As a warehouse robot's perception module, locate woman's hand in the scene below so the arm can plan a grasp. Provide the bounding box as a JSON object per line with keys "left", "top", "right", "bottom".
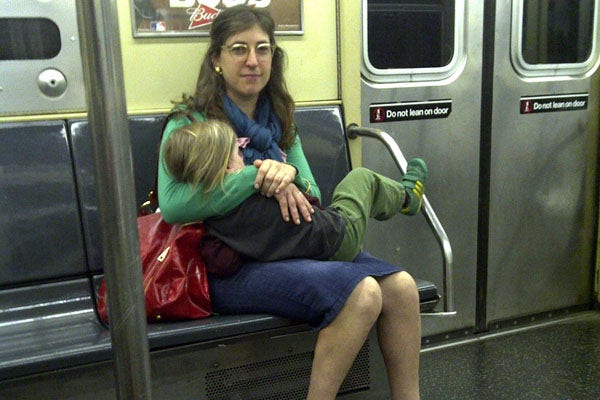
{"left": 253, "top": 159, "right": 297, "bottom": 197}
{"left": 273, "top": 183, "right": 315, "bottom": 225}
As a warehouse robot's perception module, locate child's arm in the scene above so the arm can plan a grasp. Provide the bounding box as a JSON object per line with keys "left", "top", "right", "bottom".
{"left": 158, "top": 117, "right": 258, "bottom": 224}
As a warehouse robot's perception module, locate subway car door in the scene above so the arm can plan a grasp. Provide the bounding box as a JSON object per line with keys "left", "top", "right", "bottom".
{"left": 357, "top": 0, "right": 482, "bottom": 336}
{"left": 486, "top": 1, "right": 599, "bottom": 326}
{"left": 353, "top": 0, "right": 599, "bottom": 339}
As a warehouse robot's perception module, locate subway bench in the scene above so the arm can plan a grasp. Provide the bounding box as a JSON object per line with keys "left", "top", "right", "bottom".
{"left": 0, "top": 106, "right": 439, "bottom": 398}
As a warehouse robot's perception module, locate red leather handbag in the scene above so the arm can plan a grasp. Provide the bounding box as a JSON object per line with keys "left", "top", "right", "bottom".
{"left": 98, "top": 212, "right": 212, "bottom": 323}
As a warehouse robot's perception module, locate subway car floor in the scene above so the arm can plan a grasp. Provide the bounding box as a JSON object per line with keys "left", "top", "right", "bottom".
{"left": 419, "top": 310, "right": 600, "bottom": 400}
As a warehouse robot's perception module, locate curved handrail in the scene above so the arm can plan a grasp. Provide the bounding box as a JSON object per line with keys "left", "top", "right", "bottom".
{"left": 347, "top": 124, "right": 456, "bottom": 315}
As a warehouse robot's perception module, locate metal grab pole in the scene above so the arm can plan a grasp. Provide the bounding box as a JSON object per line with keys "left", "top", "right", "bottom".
{"left": 75, "top": 1, "right": 152, "bottom": 398}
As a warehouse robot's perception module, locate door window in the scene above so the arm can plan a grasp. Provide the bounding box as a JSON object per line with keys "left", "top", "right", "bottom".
{"left": 0, "top": 18, "right": 61, "bottom": 61}
{"left": 513, "top": 0, "right": 598, "bottom": 76}
{"left": 362, "top": 0, "right": 463, "bottom": 83}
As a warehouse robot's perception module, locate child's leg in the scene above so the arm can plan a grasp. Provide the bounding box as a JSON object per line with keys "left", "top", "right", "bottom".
{"left": 331, "top": 160, "right": 427, "bottom": 261}
{"left": 330, "top": 167, "right": 404, "bottom": 261}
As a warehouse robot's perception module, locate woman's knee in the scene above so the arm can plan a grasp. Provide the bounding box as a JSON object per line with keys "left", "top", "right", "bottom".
{"left": 348, "top": 276, "right": 383, "bottom": 323}
{"left": 380, "top": 271, "right": 420, "bottom": 309}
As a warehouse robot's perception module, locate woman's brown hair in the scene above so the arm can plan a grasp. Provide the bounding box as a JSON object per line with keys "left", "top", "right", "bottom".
{"left": 178, "top": 5, "right": 296, "bottom": 150}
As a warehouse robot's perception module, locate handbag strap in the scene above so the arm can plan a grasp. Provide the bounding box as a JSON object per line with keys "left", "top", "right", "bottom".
{"left": 139, "top": 110, "right": 198, "bottom": 215}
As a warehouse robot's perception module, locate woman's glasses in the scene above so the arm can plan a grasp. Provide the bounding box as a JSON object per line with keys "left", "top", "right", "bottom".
{"left": 222, "top": 42, "right": 275, "bottom": 61}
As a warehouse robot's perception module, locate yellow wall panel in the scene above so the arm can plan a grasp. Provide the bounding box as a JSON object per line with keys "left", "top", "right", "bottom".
{"left": 117, "top": 2, "right": 339, "bottom": 113}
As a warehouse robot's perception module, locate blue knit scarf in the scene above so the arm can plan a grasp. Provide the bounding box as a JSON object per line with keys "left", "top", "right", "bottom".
{"left": 222, "top": 93, "right": 284, "bottom": 164}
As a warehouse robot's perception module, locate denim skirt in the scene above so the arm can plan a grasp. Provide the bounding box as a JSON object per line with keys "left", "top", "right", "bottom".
{"left": 208, "top": 252, "right": 403, "bottom": 329}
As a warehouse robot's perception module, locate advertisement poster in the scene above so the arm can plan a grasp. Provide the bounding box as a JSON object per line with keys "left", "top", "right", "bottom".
{"left": 131, "top": 0, "right": 303, "bottom": 37}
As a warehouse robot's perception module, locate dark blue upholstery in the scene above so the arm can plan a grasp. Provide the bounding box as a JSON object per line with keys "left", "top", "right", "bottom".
{"left": 0, "top": 106, "right": 438, "bottom": 381}
{"left": 69, "top": 116, "right": 167, "bottom": 273}
{"left": 0, "top": 121, "right": 87, "bottom": 285}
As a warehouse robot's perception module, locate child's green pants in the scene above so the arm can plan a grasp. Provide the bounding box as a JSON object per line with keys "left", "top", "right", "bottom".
{"left": 330, "top": 167, "right": 406, "bottom": 261}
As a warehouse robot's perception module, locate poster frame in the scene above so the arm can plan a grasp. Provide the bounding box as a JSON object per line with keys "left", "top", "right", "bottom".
{"left": 130, "top": 1, "right": 304, "bottom": 38}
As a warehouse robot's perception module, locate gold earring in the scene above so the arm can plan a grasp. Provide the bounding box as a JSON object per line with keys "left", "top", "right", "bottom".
{"left": 215, "top": 66, "right": 223, "bottom": 76}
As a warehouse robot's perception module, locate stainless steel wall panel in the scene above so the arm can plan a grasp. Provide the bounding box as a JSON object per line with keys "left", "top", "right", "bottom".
{"left": 0, "top": 0, "right": 86, "bottom": 115}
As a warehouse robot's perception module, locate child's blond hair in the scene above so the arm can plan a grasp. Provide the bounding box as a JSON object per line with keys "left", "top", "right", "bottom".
{"left": 163, "top": 120, "right": 238, "bottom": 193}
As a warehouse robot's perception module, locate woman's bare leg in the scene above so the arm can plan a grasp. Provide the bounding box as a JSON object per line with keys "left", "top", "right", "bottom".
{"left": 307, "top": 277, "right": 382, "bottom": 400}
{"left": 376, "top": 271, "right": 421, "bottom": 400}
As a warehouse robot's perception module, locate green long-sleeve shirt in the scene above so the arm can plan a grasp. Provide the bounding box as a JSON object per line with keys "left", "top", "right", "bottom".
{"left": 158, "top": 110, "right": 321, "bottom": 224}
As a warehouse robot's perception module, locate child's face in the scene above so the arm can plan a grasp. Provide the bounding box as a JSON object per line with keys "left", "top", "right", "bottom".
{"left": 226, "top": 144, "right": 245, "bottom": 172}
